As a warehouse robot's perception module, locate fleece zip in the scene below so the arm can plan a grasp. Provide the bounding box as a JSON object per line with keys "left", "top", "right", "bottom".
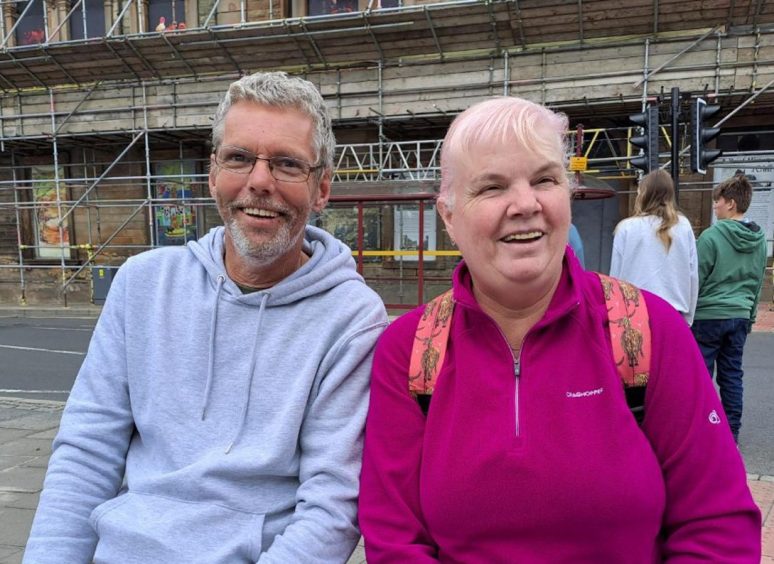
{"left": 360, "top": 252, "right": 760, "bottom": 563}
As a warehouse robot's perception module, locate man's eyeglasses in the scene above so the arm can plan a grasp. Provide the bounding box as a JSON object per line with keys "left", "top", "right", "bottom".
{"left": 214, "top": 145, "right": 321, "bottom": 183}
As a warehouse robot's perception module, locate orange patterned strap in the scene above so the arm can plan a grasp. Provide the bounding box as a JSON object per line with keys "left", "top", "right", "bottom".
{"left": 407, "top": 276, "right": 649, "bottom": 402}
{"left": 408, "top": 289, "right": 455, "bottom": 396}
{"left": 596, "top": 273, "right": 651, "bottom": 388}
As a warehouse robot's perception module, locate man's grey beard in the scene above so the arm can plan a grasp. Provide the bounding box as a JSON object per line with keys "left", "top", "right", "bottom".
{"left": 225, "top": 213, "right": 307, "bottom": 266}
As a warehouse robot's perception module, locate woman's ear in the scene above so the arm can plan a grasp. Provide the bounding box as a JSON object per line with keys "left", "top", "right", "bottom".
{"left": 437, "top": 199, "right": 455, "bottom": 243}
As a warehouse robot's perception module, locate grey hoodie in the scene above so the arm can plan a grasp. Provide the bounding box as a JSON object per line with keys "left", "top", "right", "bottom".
{"left": 24, "top": 225, "right": 388, "bottom": 564}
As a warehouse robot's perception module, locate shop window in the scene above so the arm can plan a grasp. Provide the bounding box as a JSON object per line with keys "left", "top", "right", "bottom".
{"left": 394, "top": 204, "right": 436, "bottom": 262}
{"left": 69, "top": 0, "right": 106, "bottom": 39}
{"left": 30, "top": 165, "right": 72, "bottom": 259}
{"left": 308, "top": 0, "right": 358, "bottom": 16}
{"left": 149, "top": 0, "right": 186, "bottom": 31}
{"left": 154, "top": 160, "right": 199, "bottom": 245}
{"left": 15, "top": 0, "right": 46, "bottom": 45}
{"left": 316, "top": 204, "right": 382, "bottom": 261}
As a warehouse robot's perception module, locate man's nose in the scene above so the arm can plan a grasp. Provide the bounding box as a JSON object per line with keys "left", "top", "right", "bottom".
{"left": 247, "top": 158, "right": 276, "bottom": 192}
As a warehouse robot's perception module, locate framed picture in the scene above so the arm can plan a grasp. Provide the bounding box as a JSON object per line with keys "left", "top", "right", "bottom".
{"left": 31, "top": 165, "right": 70, "bottom": 259}
{"left": 154, "top": 160, "right": 198, "bottom": 246}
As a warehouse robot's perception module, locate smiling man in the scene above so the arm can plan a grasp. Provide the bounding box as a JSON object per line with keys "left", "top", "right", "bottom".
{"left": 24, "top": 72, "right": 388, "bottom": 564}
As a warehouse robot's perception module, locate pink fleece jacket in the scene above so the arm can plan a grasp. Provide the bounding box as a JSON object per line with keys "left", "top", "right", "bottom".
{"left": 359, "top": 252, "right": 761, "bottom": 563}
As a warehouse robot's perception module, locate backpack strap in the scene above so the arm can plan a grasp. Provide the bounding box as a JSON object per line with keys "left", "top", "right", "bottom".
{"left": 596, "top": 273, "right": 651, "bottom": 423}
{"left": 408, "top": 289, "right": 455, "bottom": 400}
{"left": 408, "top": 277, "right": 651, "bottom": 423}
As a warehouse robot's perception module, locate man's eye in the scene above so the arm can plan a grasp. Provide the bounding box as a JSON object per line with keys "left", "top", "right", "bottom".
{"left": 536, "top": 177, "right": 558, "bottom": 186}
{"left": 275, "top": 157, "right": 304, "bottom": 170}
{"left": 224, "top": 151, "right": 249, "bottom": 163}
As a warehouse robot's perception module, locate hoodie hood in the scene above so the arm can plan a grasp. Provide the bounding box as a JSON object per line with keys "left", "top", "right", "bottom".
{"left": 184, "top": 224, "right": 366, "bottom": 451}
{"left": 186, "top": 225, "right": 364, "bottom": 305}
{"left": 714, "top": 219, "right": 766, "bottom": 254}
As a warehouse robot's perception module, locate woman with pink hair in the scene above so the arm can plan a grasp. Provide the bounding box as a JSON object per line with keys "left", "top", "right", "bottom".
{"left": 358, "top": 96, "right": 760, "bottom": 562}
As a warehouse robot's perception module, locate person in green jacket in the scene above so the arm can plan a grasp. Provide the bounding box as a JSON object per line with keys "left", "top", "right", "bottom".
{"left": 691, "top": 174, "right": 768, "bottom": 443}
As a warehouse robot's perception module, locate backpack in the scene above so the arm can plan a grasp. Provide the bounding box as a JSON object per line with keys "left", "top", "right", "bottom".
{"left": 408, "top": 273, "right": 652, "bottom": 423}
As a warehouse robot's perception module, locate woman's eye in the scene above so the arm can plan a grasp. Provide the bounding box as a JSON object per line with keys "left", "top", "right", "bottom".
{"left": 479, "top": 185, "right": 500, "bottom": 194}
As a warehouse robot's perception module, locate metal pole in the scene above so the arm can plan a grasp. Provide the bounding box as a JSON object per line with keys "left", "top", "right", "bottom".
{"left": 671, "top": 86, "right": 680, "bottom": 201}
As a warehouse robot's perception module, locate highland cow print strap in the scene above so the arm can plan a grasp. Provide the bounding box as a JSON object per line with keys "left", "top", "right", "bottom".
{"left": 596, "top": 273, "right": 651, "bottom": 388}
{"left": 408, "top": 289, "right": 455, "bottom": 396}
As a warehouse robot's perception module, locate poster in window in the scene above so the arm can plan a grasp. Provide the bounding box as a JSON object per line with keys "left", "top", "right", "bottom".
{"left": 394, "top": 204, "right": 436, "bottom": 262}
{"left": 155, "top": 161, "right": 198, "bottom": 246}
{"left": 32, "top": 166, "right": 71, "bottom": 259}
{"left": 318, "top": 206, "right": 381, "bottom": 257}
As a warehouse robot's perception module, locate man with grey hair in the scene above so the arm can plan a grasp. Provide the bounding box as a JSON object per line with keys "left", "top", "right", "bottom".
{"left": 24, "top": 71, "right": 388, "bottom": 563}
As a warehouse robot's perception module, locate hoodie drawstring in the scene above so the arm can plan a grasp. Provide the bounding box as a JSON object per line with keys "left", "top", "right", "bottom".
{"left": 225, "top": 292, "right": 269, "bottom": 454}
{"left": 200, "top": 275, "right": 225, "bottom": 420}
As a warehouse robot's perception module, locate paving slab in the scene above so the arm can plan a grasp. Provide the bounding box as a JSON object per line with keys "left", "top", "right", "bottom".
{"left": 0, "top": 491, "right": 40, "bottom": 510}
{"left": 0, "top": 545, "right": 23, "bottom": 564}
{"left": 0, "top": 456, "right": 35, "bottom": 473}
{"left": 0, "top": 439, "right": 52, "bottom": 458}
{"left": 0, "top": 507, "right": 35, "bottom": 546}
{"left": 0, "top": 467, "right": 46, "bottom": 493}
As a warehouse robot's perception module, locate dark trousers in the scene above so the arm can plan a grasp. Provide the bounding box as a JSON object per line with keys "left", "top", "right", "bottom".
{"left": 691, "top": 318, "right": 749, "bottom": 441}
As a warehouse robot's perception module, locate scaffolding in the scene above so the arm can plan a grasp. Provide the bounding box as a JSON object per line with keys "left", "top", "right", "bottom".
{"left": 1, "top": 0, "right": 774, "bottom": 305}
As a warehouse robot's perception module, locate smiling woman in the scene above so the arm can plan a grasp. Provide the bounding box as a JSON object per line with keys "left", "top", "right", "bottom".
{"left": 359, "top": 96, "right": 762, "bottom": 563}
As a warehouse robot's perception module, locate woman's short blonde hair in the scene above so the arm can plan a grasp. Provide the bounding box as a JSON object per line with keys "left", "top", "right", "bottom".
{"left": 438, "top": 97, "right": 570, "bottom": 208}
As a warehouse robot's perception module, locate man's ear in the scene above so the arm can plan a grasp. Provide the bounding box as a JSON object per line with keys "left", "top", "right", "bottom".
{"left": 312, "top": 170, "right": 331, "bottom": 213}
{"left": 437, "top": 198, "right": 455, "bottom": 242}
{"left": 208, "top": 155, "right": 218, "bottom": 199}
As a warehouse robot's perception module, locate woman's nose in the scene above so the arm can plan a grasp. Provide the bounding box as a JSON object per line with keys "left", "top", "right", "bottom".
{"left": 506, "top": 183, "right": 541, "bottom": 215}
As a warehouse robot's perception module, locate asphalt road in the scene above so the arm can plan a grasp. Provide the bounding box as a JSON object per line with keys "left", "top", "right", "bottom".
{"left": 0, "top": 316, "right": 772, "bottom": 474}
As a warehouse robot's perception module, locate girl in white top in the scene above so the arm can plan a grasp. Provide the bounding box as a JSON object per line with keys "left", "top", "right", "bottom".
{"left": 611, "top": 169, "right": 698, "bottom": 324}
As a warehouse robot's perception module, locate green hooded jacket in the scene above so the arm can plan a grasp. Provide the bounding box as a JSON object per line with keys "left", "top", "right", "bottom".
{"left": 694, "top": 219, "right": 768, "bottom": 322}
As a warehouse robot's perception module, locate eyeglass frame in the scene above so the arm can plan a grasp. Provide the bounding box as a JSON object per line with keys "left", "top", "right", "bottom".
{"left": 212, "top": 144, "right": 324, "bottom": 183}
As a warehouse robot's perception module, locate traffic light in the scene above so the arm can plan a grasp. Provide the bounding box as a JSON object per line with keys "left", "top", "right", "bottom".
{"left": 629, "top": 105, "right": 660, "bottom": 173}
{"left": 690, "top": 98, "right": 721, "bottom": 174}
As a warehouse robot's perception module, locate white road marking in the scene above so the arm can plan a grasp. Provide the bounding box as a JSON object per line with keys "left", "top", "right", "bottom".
{"left": 22, "top": 326, "right": 93, "bottom": 332}
{"left": 0, "top": 389, "right": 69, "bottom": 395}
{"left": 0, "top": 344, "right": 85, "bottom": 356}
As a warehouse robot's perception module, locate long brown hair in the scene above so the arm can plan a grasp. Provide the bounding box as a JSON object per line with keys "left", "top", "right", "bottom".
{"left": 634, "top": 169, "right": 680, "bottom": 252}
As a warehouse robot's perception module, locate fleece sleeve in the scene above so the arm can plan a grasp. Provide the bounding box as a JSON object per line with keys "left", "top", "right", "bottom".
{"left": 257, "top": 314, "right": 387, "bottom": 564}
{"left": 358, "top": 311, "right": 441, "bottom": 563}
{"left": 23, "top": 267, "right": 135, "bottom": 564}
{"left": 640, "top": 295, "right": 761, "bottom": 562}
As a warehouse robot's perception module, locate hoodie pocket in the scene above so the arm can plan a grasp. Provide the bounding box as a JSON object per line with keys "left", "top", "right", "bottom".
{"left": 89, "top": 491, "right": 265, "bottom": 563}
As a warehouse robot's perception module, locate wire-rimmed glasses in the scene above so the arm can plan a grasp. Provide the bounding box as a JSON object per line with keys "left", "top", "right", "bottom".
{"left": 214, "top": 145, "right": 321, "bottom": 183}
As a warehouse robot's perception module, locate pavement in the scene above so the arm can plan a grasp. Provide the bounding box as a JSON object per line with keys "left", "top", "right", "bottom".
{"left": 0, "top": 303, "right": 772, "bottom": 562}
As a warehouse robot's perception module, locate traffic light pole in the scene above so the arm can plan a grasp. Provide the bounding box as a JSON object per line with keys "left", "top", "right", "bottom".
{"left": 671, "top": 87, "right": 680, "bottom": 201}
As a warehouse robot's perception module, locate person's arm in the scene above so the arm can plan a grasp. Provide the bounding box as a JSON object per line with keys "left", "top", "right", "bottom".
{"left": 641, "top": 296, "right": 761, "bottom": 562}
{"left": 695, "top": 231, "right": 714, "bottom": 291}
{"left": 609, "top": 224, "right": 624, "bottom": 278}
{"left": 23, "top": 267, "right": 135, "bottom": 563}
{"left": 257, "top": 313, "right": 387, "bottom": 564}
{"left": 359, "top": 312, "right": 440, "bottom": 563}
{"left": 687, "top": 232, "right": 699, "bottom": 325}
